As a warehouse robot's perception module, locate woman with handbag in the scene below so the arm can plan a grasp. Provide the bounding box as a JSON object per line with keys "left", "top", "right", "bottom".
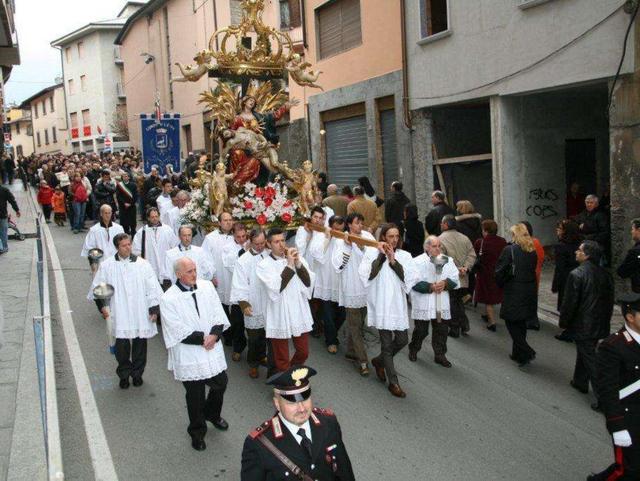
{"left": 495, "top": 223, "right": 538, "bottom": 366}
{"left": 473, "top": 220, "right": 507, "bottom": 331}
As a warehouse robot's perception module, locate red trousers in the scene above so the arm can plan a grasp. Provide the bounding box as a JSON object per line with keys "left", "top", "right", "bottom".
{"left": 270, "top": 334, "right": 309, "bottom": 372}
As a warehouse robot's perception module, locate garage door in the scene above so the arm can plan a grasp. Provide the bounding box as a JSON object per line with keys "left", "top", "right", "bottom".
{"left": 380, "top": 109, "right": 398, "bottom": 197}
{"left": 324, "top": 115, "right": 368, "bottom": 188}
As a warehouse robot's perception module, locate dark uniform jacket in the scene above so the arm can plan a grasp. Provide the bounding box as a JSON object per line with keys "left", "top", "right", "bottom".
{"left": 558, "top": 261, "right": 614, "bottom": 340}
{"left": 241, "top": 408, "right": 355, "bottom": 481}
{"left": 617, "top": 241, "right": 640, "bottom": 293}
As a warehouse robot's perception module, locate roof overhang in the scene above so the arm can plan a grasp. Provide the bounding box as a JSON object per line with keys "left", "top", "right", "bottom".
{"left": 51, "top": 22, "right": 125, "bottom": 48}
{"left": 114, "top": 0, "right": 166, "bottom": 46}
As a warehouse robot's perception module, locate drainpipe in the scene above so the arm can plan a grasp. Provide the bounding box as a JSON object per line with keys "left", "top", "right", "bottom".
{"left": 301, "top": 0, "right": 308, "bottom": 49}
{"left": 53, "top": 45, "right": 71, "bottom": 151}
{"left": 400, "top": 0, "right": 412, "bottom": 130}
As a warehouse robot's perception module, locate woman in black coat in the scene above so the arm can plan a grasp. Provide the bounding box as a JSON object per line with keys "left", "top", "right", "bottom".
{"left": 495, "top": 223, "right": 539, "bottom": 366}
{"left": 552, "top": 219, "right": 582, "bottom": 342}
{"left": 401, "top": 204, "right": 425, "bottom": 257}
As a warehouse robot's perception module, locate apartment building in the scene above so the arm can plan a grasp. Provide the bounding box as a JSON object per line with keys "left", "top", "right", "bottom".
{"left": 0, "top": 0, "right": 20, "bottom": 114}
{"left": 403, "top": 0, "right": 640, "bottom": 271}
{"left": 50, "top": 2, "right": 144, "bottom": 153}
{"left": 22, "top": 83, "right": 69, "bottom": 155}
{"left": 4, "top": 107, "right": 34, "bottom": 157}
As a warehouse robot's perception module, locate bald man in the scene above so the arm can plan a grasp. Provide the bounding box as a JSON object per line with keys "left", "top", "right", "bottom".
{"left": 81, "top": 204, "right": 125, "bottom": 261}
{"left": 322, "top": 184, "right": 348, "bottom": 218}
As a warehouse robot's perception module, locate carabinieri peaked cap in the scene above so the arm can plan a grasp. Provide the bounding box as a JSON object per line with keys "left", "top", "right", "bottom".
{"left": 267, "top": 366, "right": 317, "bottom": 402}
{"left": 617, "top": 292, "right": 640, "bottom": 312}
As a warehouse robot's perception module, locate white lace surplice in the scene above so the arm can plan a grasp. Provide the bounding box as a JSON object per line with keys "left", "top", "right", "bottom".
{"left": 80, "top": 222, "right": 125, "bottom": 258}
{"left": 87, "top": 256, "right": 161, "bottom": 339}
{"left": 331, "top": 231, "right": 375, "bottom": 309}
{"left": 359, "top": 248, "right": 416, "bottom": 331}
{"left": 202, "top": 230, "right": 234, "bottom": 304}
{"left": 409, "top": 253, "right": 459, "bottom": 321}
{"left": 229, "top": 250, "right": 270, "bottom": 329}
{"left": 308, "top": 235, "right": 340, "bottom": 302}
{"left": 132, "top": 224, "right": 178, "bottom": 281}
{"left": 160, "top": 280, "right": 229, "bottom": 381}
{"left": 163, "top": 245, "right": 215, "bottom": 283}
{"left": 256, "top": 256, "right": 315, "bottom": 339}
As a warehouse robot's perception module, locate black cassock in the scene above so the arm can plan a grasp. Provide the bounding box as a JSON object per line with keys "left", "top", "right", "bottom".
{"left": 241, "top": 408, "right": 355, "bottom": 481}
{"left": 590, "top": 328, "right": 640, "bottom": 480}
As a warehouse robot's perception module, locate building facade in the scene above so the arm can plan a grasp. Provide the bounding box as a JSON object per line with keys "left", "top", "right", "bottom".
{"left": 4, "top": 107, "right": 34, "bottom": 158}
{"left": 50, "top": 2, "right": 144, "bottom": 153}
{"left": 22, "top": 83, "right": 70, "bottom": 155}
{"left": 404, "top": 0, "right": 638, "bottom": 259}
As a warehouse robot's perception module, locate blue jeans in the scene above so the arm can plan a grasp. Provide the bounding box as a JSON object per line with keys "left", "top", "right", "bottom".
{"left": 72, "top": 202, "right": 86, "bottom": 231}
{"left": 0, "top": 217, "right": 8, "bottom": 252}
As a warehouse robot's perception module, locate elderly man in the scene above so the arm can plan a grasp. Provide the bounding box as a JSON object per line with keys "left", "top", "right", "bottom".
{"left": 347, "top": 186, "right": 380, "bottom": 234}
{"left": 161, "top": 189, "right": 190, "bottom": 235}
{"left": 257, "top": 228, "right": 315, "bottom": 373}
{"left": 424, "top": 190, "right": 454, "bottom": 236}
{"left": 88, "top": 233, "right": 162, "bottom": 388}
{"left": 81, "top": 204, "right": 124, "bottom": 262}
{"left": 408, "top": 236, "right": 460, "bottom": 367}
{"left": 560, "top": 240, "right": 614, "bottom": 399}
{"left": 164, "top": 225, "right": 215, "bottom": 286}
{"left": 241, "top": 366, "right": 355, "bottom": 481}
{"left": 230, "top": 228, "right": 270, "bottom": 378}
{"left": 575, "top": 194, "right": 610, "bottom": 252}
{"left": 132, "top": 207, "right": 178, "bottom": 285}
{"left": 322, "top": 183, "right": 348, "bottom": 217}
{"left": 160, "top": 257, "right": 230, "bottom": 451}
{"left": 438, "top": 215, "right": 476, "bottom": 337}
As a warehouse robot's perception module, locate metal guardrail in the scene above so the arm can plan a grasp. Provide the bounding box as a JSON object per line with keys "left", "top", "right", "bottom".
{"left": 28, "top": 189, "right": 64, "bottom": 481}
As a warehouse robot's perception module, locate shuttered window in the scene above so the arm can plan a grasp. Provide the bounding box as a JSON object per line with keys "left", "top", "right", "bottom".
{"left": 325, "top": 115, "right": 369, "bottom": 188}
{"left": 317, "top": 0, "right": 362, "bottom": 60}
{"left": 380, "top": 109, "right": 398, "bottom": 197}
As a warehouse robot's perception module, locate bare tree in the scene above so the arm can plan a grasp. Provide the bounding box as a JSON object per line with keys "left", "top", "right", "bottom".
{"left": 110, "top": 108, "right": 129, "bottom": 141}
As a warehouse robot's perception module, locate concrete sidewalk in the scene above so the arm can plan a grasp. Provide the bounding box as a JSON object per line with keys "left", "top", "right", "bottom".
{"left": 0, "top": 183, "right": 46, "bottom": 481}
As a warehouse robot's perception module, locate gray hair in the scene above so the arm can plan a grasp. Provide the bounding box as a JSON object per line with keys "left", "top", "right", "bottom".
{"left": 173, "top": 256, "right": 195, "bottom": 275}
{"left": 432, "top": 190, "right": 446, "bottom": 202}
{"left": 99, "top": 204, "right": 113, "bottom": 214}
{"left": 178, "top": 224, "right": 195, "bottom": 236}
{"left": 424, "top": 235, "right": 439, "bottom": 249}
{"left": 176, "top": 190, "right": 191, "bottom": 200}
{"left": 585, "top": 194, "right": 599, "bottom": 203}
{"left": 441, "top": 214, "right": 456, "bottom": 230}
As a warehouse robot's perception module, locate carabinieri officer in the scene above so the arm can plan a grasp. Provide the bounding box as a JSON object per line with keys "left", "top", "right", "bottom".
{"left": 588, "top": 293, "right": 640, "bottom": 480}
{"left": 241, "top": 366, "right": 355, "bottom": 480}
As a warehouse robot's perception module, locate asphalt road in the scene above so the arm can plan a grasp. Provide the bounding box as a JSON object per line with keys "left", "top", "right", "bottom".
{"left": 47, "top": 220, "right": 613, "bottom": 481}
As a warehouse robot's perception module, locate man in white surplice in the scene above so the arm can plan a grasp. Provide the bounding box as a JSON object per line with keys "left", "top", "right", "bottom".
{"left": 132, "top": 207, "right": 178, "bottom": 287}
{"left": 294, "top": 206, "right": 326, "bottom": 268}
{"left": 257, "top": 228, "right": 315, "bottom": 373}
{"left": 81, "top": 204, "right": 124, "bottom": 262}
{"left": 155, "top": 179, "right": 174, "bottom": 218}
{"left": 160, "top": 257, "right": 230, "bottom": 451}
{"left": 88, "top": 233, "right": 162, "bottom": 389}
{"left": 202, "top": 212, "right": 234, "bottom": 313}
{"left": 229, "top": 228, "right": 269, "bottom": 379}
{"left": 359, "top": 223, "right": 416, "bottom": 399}
{"left": 163, "top": 225, "right": 215, "bottom": 285}
{"left": 161, "top": 189, "right": 190, "bottom": 235}
{"left": 408, "top": 235, "right": 459, "bottom": 368}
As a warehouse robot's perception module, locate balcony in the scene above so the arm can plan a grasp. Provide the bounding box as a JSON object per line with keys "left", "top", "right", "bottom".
{"left": 116, "top": 82, "right": 126, "bottom": 99}
{"left": 114, "top": 46, "right": 123, "bottom": 65}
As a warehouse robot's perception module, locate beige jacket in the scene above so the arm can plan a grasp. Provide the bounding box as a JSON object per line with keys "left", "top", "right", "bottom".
{"left": 347, "top": 196, "right": 381, "bottom": 233}
{"left": 438, "top": 229, "right": 477, "bottom": 288}
{"left": 322, "top": 194, "right": 349, "bottom": 217}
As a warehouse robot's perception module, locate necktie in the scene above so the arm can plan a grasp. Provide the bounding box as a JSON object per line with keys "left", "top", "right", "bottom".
{"left": 297, "top": 428, "right": 312, "bottom": 458}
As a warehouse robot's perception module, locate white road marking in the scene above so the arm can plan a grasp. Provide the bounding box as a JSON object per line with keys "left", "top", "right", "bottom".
{"left": 42, "top": 220, "right": 119, "bottom": 481}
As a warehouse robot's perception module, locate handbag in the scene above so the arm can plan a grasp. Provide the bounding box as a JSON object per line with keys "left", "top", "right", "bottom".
{"left": 470, "top": 239, "right": 484, "bottom": 277}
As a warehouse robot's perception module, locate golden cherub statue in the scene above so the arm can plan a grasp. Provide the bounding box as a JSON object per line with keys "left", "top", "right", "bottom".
{"left": 173, "top": 50, "right": 214, "bottom": 83}
{"left": 211, "top": 162, "right": 235, "bottom": 219}
{"left": 290, "top": 160, "right": 319, "bottom": 216}
{"left": 286, "top": 54, "right": 323, "bottom": 90}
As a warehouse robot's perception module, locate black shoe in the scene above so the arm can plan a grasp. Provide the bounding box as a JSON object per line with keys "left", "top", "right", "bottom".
{"left": 555, "top": 331, "right": 574, "bottom": 343}
{"left": 408, "top": 350, "right": 417, "bottom": 362}
{"left": 569, "top": 380, "right": 588, "bottom": 394}
{"left": 191, "top": 438, "right": 206, "bottom": 451}
{"left": 481, "top": 315, "right": 489, "bottom": 323}
{"left": 487, "top": 324, "right": 497, "bottom": 332}
{"left": 448, "top": 329, "right": 460, "bottom": 338}
{"left": 211, "top": 417, "right": 229, "bottom": 431}
{"left": 132, "top": 377, "right": 143, "bottom": 387}
{"left": 119, "top": 378, "right": 130, "bottom": 389}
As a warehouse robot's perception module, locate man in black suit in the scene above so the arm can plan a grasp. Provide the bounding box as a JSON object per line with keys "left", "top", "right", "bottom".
{"left": 424, "top": 190, "right": 454, "bottom": 236}
{"left": 588, "top": 293, "right": 640, "bottom": 480}
{"left": 241, "top": 366, "right": 355, "bottom": 481}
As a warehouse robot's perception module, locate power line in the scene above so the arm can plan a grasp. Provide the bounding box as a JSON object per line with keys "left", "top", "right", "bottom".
{"left": 607, "top": 0, "right": 639, "bottom": 115}
{"left": 406, "top": 4, "right": 625, "bottom": 101}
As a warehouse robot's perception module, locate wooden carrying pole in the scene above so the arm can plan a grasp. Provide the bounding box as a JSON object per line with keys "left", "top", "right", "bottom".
{"left": 304, "top": 222, "right": 380, "bottom": 248}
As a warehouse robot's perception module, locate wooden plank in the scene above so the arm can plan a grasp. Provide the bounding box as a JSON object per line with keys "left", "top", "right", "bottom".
{"left": 434, "top": 153, "right": 492, "bottom": 165}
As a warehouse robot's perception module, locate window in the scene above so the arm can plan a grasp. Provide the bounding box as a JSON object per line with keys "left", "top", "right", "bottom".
{"left": 50, "top": 96, "right": 54, "bottom": 112}
{"left": 230, "top": 0, "right": 243, "bottom": 24}
{"left": 70, "top": 112, "right": 78, "bottom": 128}
{"left": 317, "top": 0, "right": 362, "bottom": 60}
{"left": 44, "top": 129, "right": 49, "bottom": 145}
{"left": 81, "top": 109, "right": 91, "bottom": 126}
{"left": 420, "top": 0, "right": 449, "bottom": 39}
{"left": 33, "top": 106, "right": 38, "bottom": 119}
{"left": 65, "top": 47, "right": 71, "bottom": 63}
{"left": 42, "top": 100, "right": 46, "bottom": 116}
{"left": 68, "top": 79, "right": 75, "bottom": 95}
{"left": 77, "top": 41, "right": 85, "bottom": 59}
{"left": 80, "top": 75, "right": 87, "bottom": 91}
{"left": 36, "top": 131, "right": 41, "bottom": 147}
{"left": 52, "top": 126, "right": 57, "bottom": 143}
{"left": 280, "top": 0, "right": 301, "bottom": 29}
{"left": 15, "top": 122, "right": 20, "bottom": 135}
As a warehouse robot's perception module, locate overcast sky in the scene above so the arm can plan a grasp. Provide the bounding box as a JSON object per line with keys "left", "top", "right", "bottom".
{"left": 5, "top": 0, "right": 127, "bottom": 105}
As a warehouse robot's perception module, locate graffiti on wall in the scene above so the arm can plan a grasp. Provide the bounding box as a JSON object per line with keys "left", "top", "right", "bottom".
{"left": 526, "top": 188, "right": 559, "bottom": 220}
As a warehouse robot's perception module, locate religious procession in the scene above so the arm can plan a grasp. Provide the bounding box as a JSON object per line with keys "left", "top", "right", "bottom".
{"left": 1, "top": 0, "right": 640, "bottom": 480}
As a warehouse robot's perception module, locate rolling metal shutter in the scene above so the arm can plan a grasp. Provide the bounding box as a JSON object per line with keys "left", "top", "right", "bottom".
{"left": 317, "top": 0, "right": 362, "bottom": 59}
{"left": 325, "top": 115, "right": 368, "bottom": 188}
{"left": 380, "top": 109, "right": 398, "bottom": 197}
